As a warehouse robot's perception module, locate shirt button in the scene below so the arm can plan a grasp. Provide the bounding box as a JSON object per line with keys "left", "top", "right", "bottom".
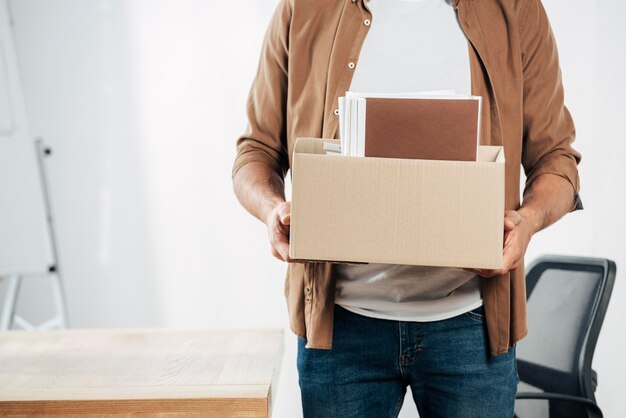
{"left": 333, "top": 108, "right": 340, "bottom": 116}
{"left": 348, "top": 62, "right": 355, "bottom": 69}
{"left": 363, "top": 19, "right": 371, "bottom": 26}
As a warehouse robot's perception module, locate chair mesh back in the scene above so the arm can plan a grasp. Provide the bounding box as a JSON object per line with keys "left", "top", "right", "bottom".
{"left": 515, "top": 263, "right": 605, "bottom": 418}
{"left": 519, "top": 268, "right": 602, "bottom": 376}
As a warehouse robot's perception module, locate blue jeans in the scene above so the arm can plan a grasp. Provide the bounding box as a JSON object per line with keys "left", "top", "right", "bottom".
{"left": 297, "top": 303, "right": 519, "bottom": 418}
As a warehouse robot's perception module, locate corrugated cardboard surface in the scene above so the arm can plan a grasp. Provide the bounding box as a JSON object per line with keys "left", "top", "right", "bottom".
{"left": 289, "top": 138, "right": 505, "bottom": 269}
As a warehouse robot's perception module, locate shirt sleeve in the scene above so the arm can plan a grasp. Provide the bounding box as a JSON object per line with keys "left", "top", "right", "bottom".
{"left": 519, "top": 0, "right": 583, "bottom": 211}
{"left": 231, "top": 0, "right": 291, "bottom": 180}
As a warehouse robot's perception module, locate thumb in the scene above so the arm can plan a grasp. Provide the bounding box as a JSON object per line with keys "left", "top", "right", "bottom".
{"left": 504, "top": 210, "right": 521, "bottom": 232}
{"left": 280, "top": 206, "right": 291, "bottom": 225}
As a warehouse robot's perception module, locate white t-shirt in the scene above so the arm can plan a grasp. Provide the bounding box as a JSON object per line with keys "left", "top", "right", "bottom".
{"left": 334, "top": 0, "right": 483, "bottom": 322}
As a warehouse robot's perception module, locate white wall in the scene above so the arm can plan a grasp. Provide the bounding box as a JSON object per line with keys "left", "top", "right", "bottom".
{"left": 3, "top": 0, "right": 625, "bottom": 417}
{"left": 6, "top": 0, "right": 161, "bottom": 328}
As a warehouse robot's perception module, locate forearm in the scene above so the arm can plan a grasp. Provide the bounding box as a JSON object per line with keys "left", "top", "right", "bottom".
{"left": 518, "top": 173, "right": 577, "bottom": 234}
{"left": 232, "top": 161, "right": 286, "bottom": 225}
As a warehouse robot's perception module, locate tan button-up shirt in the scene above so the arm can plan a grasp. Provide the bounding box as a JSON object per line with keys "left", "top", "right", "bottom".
{"left": 232, "top": 0, "right": 582, "bottom": 356}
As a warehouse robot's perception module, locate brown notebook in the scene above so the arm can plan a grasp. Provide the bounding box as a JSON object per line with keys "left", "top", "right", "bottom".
{"left": 363, "top": 97, "right": 480, "bottom": 161}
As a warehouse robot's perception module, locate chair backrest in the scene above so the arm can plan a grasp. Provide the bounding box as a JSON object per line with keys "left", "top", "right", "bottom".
{"left": 516, "top": 255, "right": 616, "bottom": 418}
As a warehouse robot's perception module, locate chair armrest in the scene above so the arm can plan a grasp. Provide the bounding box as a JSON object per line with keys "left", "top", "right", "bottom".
{"left": 516, "top": 392, "right": 603, "bottom": 418}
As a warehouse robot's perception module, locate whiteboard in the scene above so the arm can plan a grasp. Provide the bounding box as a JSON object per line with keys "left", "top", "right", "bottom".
{"left": 0, "top": 0, "right": 54, "bottom": 276}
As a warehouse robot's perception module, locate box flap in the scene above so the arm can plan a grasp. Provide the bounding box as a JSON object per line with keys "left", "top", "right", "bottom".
{"left": 476, "top": 145, "right": 505, "bottom": 163}
{"left": 296, "top": 137, "right": 504, "bottom": 163}
{"left": 294, "top": 137, "right": 340, "bottom": 155}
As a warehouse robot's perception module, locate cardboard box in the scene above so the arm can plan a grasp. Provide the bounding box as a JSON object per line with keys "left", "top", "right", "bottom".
{"left": 289, "top": 137, "right": 505, "bottom": 269}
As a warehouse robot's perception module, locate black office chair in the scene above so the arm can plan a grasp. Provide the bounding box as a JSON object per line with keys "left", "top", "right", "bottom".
{"left": 514, "top": 255, "right": 616, "bottom": 418}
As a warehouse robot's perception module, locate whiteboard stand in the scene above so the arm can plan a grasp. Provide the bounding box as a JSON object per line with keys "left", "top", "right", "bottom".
{"left": 0, "top": 275, "right": 19, "bottom": 330}
{"left": 0, "top": 272, "right": 67, "bottom": 331}
{"left": 0, "top": 140, "right": 69, "bottom": 331}
{"left": 1, "top": 0, "right": 69, "bottom": 331}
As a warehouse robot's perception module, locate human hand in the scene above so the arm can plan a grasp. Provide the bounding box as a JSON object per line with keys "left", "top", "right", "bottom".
{"left": 464, "top": 210, "right": 535, "bottom": 278}
{"left": 265, "top": 201, "right": 292, "bottom": 262}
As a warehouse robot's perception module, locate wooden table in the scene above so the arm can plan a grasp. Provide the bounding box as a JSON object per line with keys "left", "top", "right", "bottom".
{"left": 0, "top": 328, "right": 283, "bottom": 417}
